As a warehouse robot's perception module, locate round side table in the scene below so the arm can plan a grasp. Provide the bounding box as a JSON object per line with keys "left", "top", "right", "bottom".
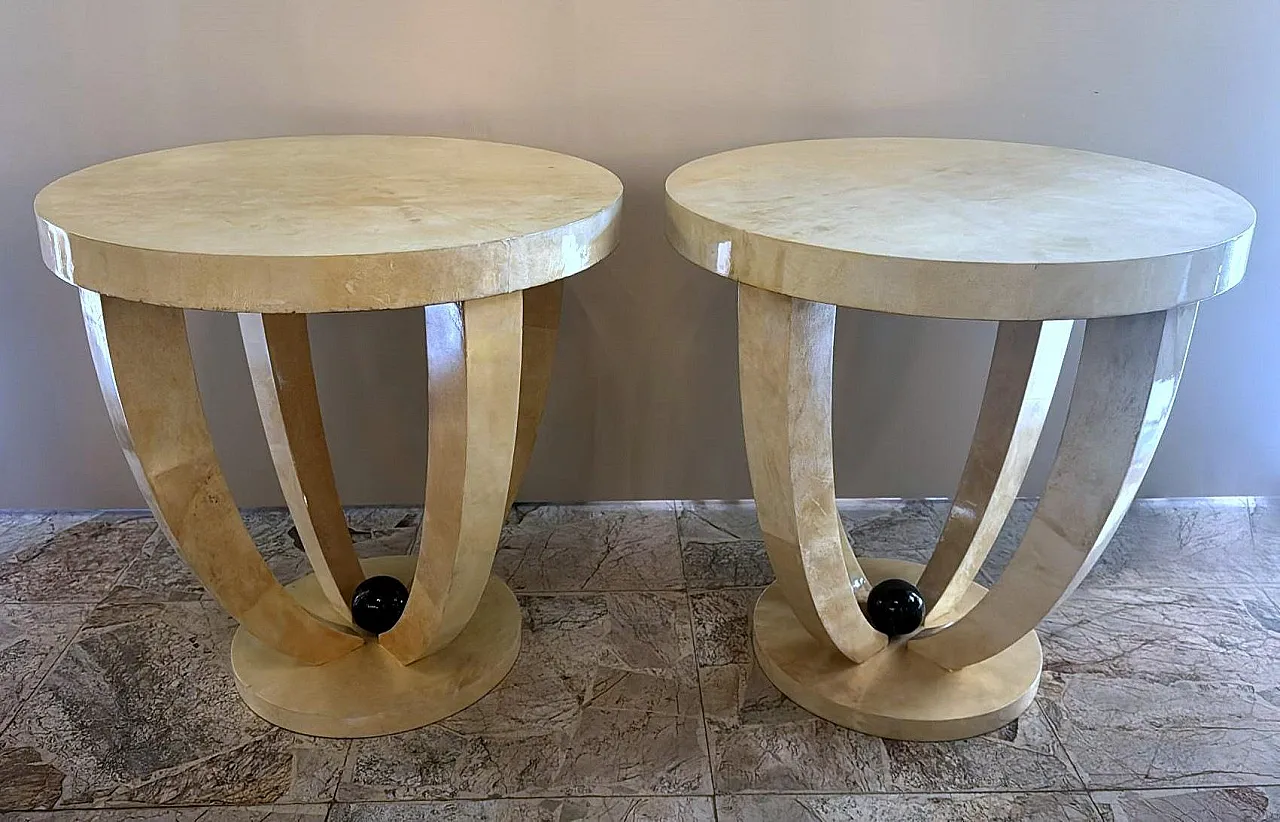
{"left": 36, "top": 135, "right": 622, "bottom": 737}
{"left": 665, "top": 137, "right": 1255, "bottom": 741}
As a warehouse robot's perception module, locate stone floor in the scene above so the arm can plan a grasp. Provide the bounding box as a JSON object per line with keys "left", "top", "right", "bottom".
{"left": 0, "top": 498, "right": 1276, "bottom": 820}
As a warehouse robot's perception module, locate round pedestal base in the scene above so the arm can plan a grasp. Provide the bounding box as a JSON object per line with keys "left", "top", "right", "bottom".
{"left": 752, "top": 558, "right": 1041, "bottom": 741}
{"left": 231, "top": 555, "right": 520, "bottom": 738}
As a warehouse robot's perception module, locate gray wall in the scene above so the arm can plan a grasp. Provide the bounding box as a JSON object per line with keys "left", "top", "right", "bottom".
{"left": 1, "top": 1, "right": 1277, "bottom": 508}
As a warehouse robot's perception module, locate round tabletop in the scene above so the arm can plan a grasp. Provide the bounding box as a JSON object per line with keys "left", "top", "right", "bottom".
{"left": 35, "top": 136, "right": 623, "bottom": 313}
{"left": 666, "top": 138, "right": 1255, "bottom": 320}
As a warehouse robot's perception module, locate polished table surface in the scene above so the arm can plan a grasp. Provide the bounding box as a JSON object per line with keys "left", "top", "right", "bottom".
{"left": 666, "top": 137, "right": 1255, "bottom": 319}
{"left": 36, "top": 135, "right": 623, "bottom": 312}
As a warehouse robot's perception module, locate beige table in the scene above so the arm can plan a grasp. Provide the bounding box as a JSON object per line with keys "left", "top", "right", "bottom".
{"left": 666, "top": 137, "right": 1255, "bottom": 740}
{"left": 35, "top": 135, "right": 622, "bottom": 737}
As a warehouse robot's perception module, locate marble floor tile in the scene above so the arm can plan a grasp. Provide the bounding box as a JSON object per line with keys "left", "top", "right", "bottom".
{"left": 832, "top": 498, "right": 1260, "bottom": 591}
{"left": 1091, "top": 786, "right": 1280, "bottom": 821}
{"left": 331, "top": 796, "right": 714, "bottom": 821}
{"left": 1085, "top": 498, "right": 1257, "bottom": 587}
{"left": 240, "top": 508, "right": 419, "bottom": 587}
{"left": 1039, "top": 586, "right": 1280, "bottom": 790}
{"left": 677, "top": 498, "right": 954, "bottom": 584}
{"left": 106, "top": 508, "right": 419, "bottom": 605}
{"left": 841, "top": 497, "right": 1037, "bottom": 588}
{"left": 493, "top": 503, "right": 683, "bottom": 592}
{"left": 1041, "top": 585, "right": 1280, "bottom": 684}
{"left": 690, "top": 587, "right": 1083, "bottom": 794}
{"left": 0, "top": 601, "right": 347, "bottom": 809}
{"left": 676, "top": 501, "right": 774, "bottom": 590}
{"left": 1249, "top": 497, "right": 1280, "bottom": 583}
{"left": 716, "top": 792, "right": 1102, "bottom": 821}
{"left": 0, "top": 603, "right": 91, "bottom": 735}
{"left": 2, "top": 498, "right": 1272, "bottom": 818}
{"left": 340, "top": 591, "right": 710, "bottom": 800}
{"left": 689, "top": 588, "right": 759, "bottom": 667}
{"left": 0, "top": 513, "right": 95, "bottom": 558}
{"left": 676, "top": 499, "right": 1038, "bottom": 591}
{"left": 839, "top": 498, "right": 949, "bottom": 566}
{"left": 344, "top": 506, "right": 421, "bottom": 538}
{"left": 984, "top": 498, "right": 1259, "bottom": 590}
{"left": 0, "top": 806, "right": 330, "bottom": 820}
{"left": 0, "top": 514, "right": 154, "bottom": 604}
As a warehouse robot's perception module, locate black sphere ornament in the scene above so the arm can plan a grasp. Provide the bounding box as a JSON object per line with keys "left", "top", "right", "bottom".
{"left": 865, "top": 578, "right": 925, "bottom": 637}
{"left": 350, "top": 575, "right": 409, "bottom": 635}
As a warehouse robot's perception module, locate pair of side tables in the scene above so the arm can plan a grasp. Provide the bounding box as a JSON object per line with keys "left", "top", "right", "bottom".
{"left": 34, "top": 136, "right": 1255, "bottom": 742}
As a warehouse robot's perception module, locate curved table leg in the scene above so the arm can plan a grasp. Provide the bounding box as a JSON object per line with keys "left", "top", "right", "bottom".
{"left": 507, "top": 280, "right": 563, "bottom": 508}
{"left": 916, "top": 320, "right": 1072, "bottom": 620}
{"left": 380, "top": 291, "right": 524, "bottom": 665}
{"left": 230, "top": 291, "right": 525, "bottom": 736}
{"left": 738, "top": 283, "right": 886, "bottom": 664}
{"left": 911, "top": 305, "right": 1197, "bottom": 671}
{"left": 82, "top": 292, "right": 362, "bottom": 665}
{"left": 240, "top": 312, "right": 365, "bottom": 620}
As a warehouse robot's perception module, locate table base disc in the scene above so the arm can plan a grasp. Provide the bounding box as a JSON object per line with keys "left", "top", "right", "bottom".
{"left": 231, "top": 555, "right": 520, "bottom": 738}
{"left": 753, "top": 558, "right": 1042, "bottom": 742}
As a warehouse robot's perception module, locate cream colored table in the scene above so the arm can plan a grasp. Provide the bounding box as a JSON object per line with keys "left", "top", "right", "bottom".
{"left": 666, "top": 137, "right": 1255, "bottom": 741}
{"left": 35, "top": 135, "right": 622, "bottom": 737}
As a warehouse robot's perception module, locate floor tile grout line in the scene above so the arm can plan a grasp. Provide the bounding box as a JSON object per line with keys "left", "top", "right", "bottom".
{"left": 1082, "top": 789, "right": 1109, "bottom": 820}
{"left": 1035, "top": 668, "right": 1095, "bottom": 797}
{"left": 674, "top": 499, "right": 720, "bottom": 815}
{"left": 331, "top": 730, "right": 358, "bottom": 809}
{"left": 1082, "top": 789, "right": 1112, "bottom": 820}
{"left": 323, "top": 793, "right": 724, "bottom": 806}
{"left": 237, "top": 784, "right": 1280, "bottom": 805}
{"left": 696, "top": 784, "right": 1280, "bottom": 795}
{"left": 677, "top": 506, "right": 720, "bottom": 815}
{"left": 18, "top": 785, "right": 1280, "bottom": 814}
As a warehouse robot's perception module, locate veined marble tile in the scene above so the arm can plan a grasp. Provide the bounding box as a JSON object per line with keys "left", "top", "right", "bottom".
{"left": 690, "top": 587, "right": 1082, "bottom": 793}
{"left": 100, "top": 528, "right": 202, "bottom": 605}
{"left": 243, "top": 509, "right": 417, "bottom": 587}
{"left": 0, "top": 604, "right": 90, "bottom": 735}
{"left": 676, "top": 499, "right": 968, "bottom": 591}
{"left": 1249, "top": 498, "right": 1280, "bottom": 584}
{"left": 840, "top": 497, "right": 1034, "bottom": 588}
{"left": 340, "top": 592, "right": 709, "bottom": 800}
{"left": 0, "top": 514, "right": 154, "bottom": 604}
{"left": 493, "top": 503, "right": 683, "bottom": 592}
{"left": 716, "top": 792, "right": 1101, "bottom": 821}
{"left": 106, "top": 508, "right": 418, "bottom": 605}
{"left": 690, "top": 588, "right": 759, "bottom": 667}
{"left": 0, "top": 601, "right": 346, "bottom": 809}
{"left": 676, "top": 501, "right": 773, "bottom": 590}
{"left": 839, "top": 498, "right": 949, "bottom": 566}
{"left": 331, "top": 796, "right": 714, "bottom": 821}
{"left": 840, "top": 498, "right": 1259, "bottom": 591}
{"left": 0, "top": 806, "right": 330, "bottom": 820}
{"left": 1086, "top": 498, "right": 1256, "bottom": 587}
{"left": 1041, "top": 586, "right": 1280, "bottom": 683}
{"left": 344, "top": 506, "right": 421, "bottom": 538}
{"left": 1092, "top": 786, "right": 1280, "bottom": 821}
{"left": 1039, "top": 586, "right": 1280, "bottom": 789}
{"left": 0, "top": 513, "right": 95, "bottom": 559}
